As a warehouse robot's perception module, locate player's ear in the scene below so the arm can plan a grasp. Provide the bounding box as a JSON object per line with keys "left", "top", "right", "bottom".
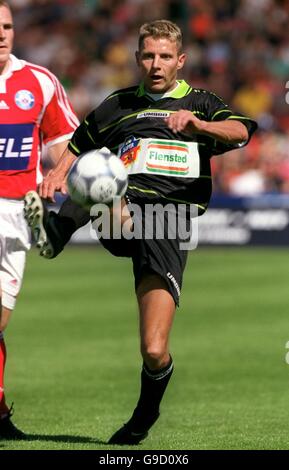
{"left": 177, "top": 53, "right": 186, "bottom": 70}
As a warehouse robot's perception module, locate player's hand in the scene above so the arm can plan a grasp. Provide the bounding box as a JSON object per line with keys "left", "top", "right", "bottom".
{"left": 164, "top": 110, "right": 208, "bottom": 135}
{"left": 39, "top": 169, "right": 67, "bottom": 203}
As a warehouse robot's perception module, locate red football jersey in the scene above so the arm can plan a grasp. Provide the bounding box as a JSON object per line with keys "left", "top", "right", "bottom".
{"left": 0, "top": 55, "right": 79, "bottom": 198}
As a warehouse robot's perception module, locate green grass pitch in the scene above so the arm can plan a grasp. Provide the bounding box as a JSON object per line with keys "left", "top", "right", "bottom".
{"left": 2, "top": 246, "right": 289, "bottom": 450}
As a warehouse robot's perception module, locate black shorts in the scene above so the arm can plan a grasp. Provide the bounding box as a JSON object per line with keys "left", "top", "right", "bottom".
{"left": 98, "top": 193, "right": 191, "bottom": 305}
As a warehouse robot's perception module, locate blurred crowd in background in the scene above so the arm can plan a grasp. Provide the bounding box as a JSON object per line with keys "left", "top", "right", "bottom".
{"left": 10, "top": 0, "right": 289, "bottom": 196}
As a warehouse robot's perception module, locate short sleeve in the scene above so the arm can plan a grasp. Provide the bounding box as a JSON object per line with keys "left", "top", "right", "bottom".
{"left": 39, "top": 73, "right": 79, "bottom": 146}
{"left": 68, "top": 110, "right": 102, "bottom": 156}
{"left": 199, "top": 91, "right": 257, "bottom": 155}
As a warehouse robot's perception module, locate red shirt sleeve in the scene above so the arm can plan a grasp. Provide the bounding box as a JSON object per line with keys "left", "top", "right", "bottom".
{"left": 40, "top": 75, "right": 79, "bottom": 146}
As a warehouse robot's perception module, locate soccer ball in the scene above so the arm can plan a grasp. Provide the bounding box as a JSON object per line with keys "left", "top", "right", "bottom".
{"left": 67, "top": 148, "right": 128, "bottom": 209}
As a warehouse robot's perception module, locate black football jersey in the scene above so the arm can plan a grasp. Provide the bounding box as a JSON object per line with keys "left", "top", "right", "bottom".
{"left": 68, "top": 80, "right": 257, "bottom": 213}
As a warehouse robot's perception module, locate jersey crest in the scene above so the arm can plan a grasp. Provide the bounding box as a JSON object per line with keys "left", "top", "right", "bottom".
{"left": 14, "top": 90, "right": 35, "bottom": 110}
{"left": 119, "top": 136, "right": 141, "bottom": 167}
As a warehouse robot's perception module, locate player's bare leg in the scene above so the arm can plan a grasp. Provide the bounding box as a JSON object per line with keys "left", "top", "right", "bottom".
{"left": 100, "top": 197, "right": 133, "bottom": 238}
{"left": 109, "top": 274, "right": 175, "bottom": 445}
{"left": 0, "top": 306, "right": 26, "bottom": 440}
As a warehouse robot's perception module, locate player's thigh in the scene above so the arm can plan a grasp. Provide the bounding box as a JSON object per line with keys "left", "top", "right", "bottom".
{"left": 133, "top": 236, "right": 188, "bottom": 306}
{"left": 110, "top": 197, "right": 133, "bottom": 231}
{"left": 137, "top": 273, "right": 176, "bottom": 352}
{"left": 0, "top": 279, "right": 10, "bottom": 331}
{"left": 0, "top": 247, "right": 27, "bottom": 323}
{"left": 0, "top": 201, "right": 30, "bottom": 320}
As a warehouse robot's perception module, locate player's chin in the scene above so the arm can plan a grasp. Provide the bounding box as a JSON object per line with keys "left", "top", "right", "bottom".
{"left": 0, "top": 51, "right": 9, "bottom": 62}
{"left": 148, "top": 81, "right": 167, "bottom": 93}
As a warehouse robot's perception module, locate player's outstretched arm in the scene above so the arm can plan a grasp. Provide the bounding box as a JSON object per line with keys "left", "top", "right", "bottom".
{"left": 40, "top": 147, "right": 77, "bottom": 202}
{"left": 165, "top": 110, "right": 248, "bottom": 144}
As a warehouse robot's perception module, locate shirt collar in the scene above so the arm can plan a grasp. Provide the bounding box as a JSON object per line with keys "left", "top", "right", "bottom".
{"left": 135, "top": 80, "right": 192, "bottom": 99}
{"left": 0, "top": 54, "right": 23, "bottom": 79}
{"left": 9, "top": 54, "right": 24, "bottom": 72}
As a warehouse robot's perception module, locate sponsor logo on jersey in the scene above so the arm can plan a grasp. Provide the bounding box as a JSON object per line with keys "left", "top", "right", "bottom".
{"left": 137, "top": 111, "right": 170, "bottom": 119}
{"left": 15, "top": 90, "right": 35, "bottom": 110}
{"left": 0, "top": 123, "right": 34, "bottom": 170}
{"left": 0, "top": 100, "right": 9, "bottom": 110}
{"left": 146, "top": 140, "right": 189, "bottom": 176}
{"left": 119, "top": 136, "right": 141, "bottom": 167}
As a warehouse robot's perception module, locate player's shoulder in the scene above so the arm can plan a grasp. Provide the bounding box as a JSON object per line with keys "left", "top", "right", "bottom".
{"left": 104, "top": 85, "right": 139, "bottom": 102}
{"left": 188, "top": 87, "right": 220, "bottom": 98}
{"left": 94, "top": 86, "right": 139, "bottom": 116}
{"left": 22, "top": 60, "right": 60, "bottom": 85}
{"left": 188, "top": 87, "right": 226, "bottom": 104}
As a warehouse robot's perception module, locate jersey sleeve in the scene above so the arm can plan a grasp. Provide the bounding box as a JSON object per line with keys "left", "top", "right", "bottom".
{"left": 68, "top": 92, "right": 121, "bottom": 156}
{"left": 40, "top": 74, "right": 79, "bottom": 146}
{"left": 68, "top": 110, "right": 102, "bottom": 156}
{"left": 198, "top": 91, "right": 257, "bottom": 155}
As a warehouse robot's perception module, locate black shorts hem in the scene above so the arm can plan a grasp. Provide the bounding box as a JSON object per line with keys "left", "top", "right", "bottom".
{"left": 134, "top": 264, "right": 180, "bottom": 307}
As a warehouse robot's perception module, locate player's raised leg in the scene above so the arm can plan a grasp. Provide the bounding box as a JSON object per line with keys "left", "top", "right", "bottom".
{"left": 24, "top": 191, "right": 62, "bottom": 259}
{"left": 24, "top": 191, "right": 90, "bottom": 259}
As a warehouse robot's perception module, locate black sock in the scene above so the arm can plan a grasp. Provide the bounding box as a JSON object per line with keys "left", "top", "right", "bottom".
{"left": 51, "top": 197, "right": 91, "bottom": 245}
{"left": 131, "top": 356, "right": 174, "bottom": 430}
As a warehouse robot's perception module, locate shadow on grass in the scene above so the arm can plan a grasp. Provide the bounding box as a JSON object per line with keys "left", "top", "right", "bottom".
{"left": 2, "top": 434, "right": 108, "bottom": 445}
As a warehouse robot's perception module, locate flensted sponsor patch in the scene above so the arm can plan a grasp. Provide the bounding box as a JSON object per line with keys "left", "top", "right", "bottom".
{"left": 146, "top": 140, "right": 190, "bottom": 176}
{"left": 118, "top": 137, "right": 200, "bottom": 178}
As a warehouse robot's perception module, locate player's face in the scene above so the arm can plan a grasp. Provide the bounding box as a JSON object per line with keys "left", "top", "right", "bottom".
{"left": 136, "top": 36, "right": 186, "bottom": 94}
{"left": 0, "top": 6, "right": 14, "bottom": 73}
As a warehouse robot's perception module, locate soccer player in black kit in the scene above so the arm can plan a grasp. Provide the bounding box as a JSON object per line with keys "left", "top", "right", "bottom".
{"left": 24, "top": 20, "right": 257, "bottom": 445}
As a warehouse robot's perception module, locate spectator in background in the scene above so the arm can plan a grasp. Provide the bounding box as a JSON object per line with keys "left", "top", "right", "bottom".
{"left": 7, "top": 0, "right": 289, "bottom": 196}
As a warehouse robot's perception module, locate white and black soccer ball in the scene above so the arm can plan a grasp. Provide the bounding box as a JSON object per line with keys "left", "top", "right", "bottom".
{"left": 67, "top": 148, "right": 128, "bottom": 209}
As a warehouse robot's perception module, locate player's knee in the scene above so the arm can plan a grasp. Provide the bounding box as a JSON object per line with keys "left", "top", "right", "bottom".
{"left": 141, "top": 342, "right": 167, "bottom": 369}
{"left": 0, "top": 305, "right": 13, "bottom": 331}
{"left": 0, "top": 317, "right": 9, "bottom": 331}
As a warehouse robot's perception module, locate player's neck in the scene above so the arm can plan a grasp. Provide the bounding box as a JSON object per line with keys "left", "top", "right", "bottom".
{"left": 0, "top": 59, "right": 11, "bottom": 76}
{"left": 145, "top": 81, "right": 180, "bottom": 100}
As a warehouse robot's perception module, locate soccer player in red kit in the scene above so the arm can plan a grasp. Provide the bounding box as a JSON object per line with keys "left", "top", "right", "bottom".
{"left": 0, "top": 1, "right": 79, "bottom": 439}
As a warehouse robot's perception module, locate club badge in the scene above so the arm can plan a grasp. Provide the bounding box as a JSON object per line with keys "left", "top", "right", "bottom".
{"left": 15, "top": 90, "right": 35, "bottom": 110}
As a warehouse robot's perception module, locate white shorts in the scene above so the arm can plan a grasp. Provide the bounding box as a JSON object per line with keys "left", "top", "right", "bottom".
{"left": 0, "top": 198, "right": 31, "bottom": 310}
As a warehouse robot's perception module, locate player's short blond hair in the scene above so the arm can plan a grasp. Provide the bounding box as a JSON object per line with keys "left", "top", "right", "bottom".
{"left": 138, "top": 20, "right": 182, "bottom": 53}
